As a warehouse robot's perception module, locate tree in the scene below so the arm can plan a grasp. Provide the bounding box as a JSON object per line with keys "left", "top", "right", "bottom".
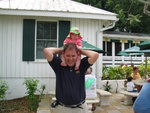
{"left": 73, "top": 0, "right": 150, "bottom": 33}
{"left": 138, "top": 0, "right": 150, "bottom": 16}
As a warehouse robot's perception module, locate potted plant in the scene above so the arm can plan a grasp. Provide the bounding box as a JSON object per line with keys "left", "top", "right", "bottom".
{"left": 103, "top": 81, "right": 112, "bottom": 92}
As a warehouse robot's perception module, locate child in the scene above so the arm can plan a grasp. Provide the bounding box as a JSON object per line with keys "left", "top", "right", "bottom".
{"left": 127, "top": 76, "right": 137, "bottom": 92}
{"left": 127, "top": 76, "right": 137, "bottom": 103}
{"left": 61, "top": 27, "right": 82, "bottom": 70}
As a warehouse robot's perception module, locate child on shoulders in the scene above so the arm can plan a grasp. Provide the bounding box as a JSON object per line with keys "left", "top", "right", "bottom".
{"left": 61, "top": 27, "right": 82, "bottom": 70}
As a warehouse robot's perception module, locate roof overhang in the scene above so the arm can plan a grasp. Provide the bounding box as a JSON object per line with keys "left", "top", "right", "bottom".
{"left": 103, "top": 32, "right": 150, "bottom": 40}
{"left": 0, "top": 9, "right": 118, "bottom": 20}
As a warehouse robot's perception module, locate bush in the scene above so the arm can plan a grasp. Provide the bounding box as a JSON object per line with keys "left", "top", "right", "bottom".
{"left": 138, "top": 64, "right": 150, "bottom": 78}
{"left": 102, "top": 65, "right": 133, "bottom": 80}
{"left": 0, "top": 80, "right": 9, "bottom": 99}
{"left": 102, "top": 66, "right": 127, "bottom": 80}
{"left": 23, "top": 78, "right": 46, "bottom": 111}
{"left": 102, "top": 64, "right": 150, "bottom": 80}
{"left": 103, "top": 81, "right": 112, "bottom": 92}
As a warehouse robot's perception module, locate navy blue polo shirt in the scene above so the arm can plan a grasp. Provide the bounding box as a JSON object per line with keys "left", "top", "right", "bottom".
{"left": 49, "top": 55, "right": 92, "bottom": 105}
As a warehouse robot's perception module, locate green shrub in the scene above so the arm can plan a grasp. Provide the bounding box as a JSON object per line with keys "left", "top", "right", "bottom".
{"left": 0, "top": 80, "right": 9, "bottom": 99}
{"left": 23, "top": 78, "right": 46, "bottom": 111}
{"left": 102, "top": 65, "right": 132, "bottom": 80}
{"left": 138, "top": 64, "right": 150, "bottom": 78}
{"left": 102, "top": 64, "right": 150, "bottom": 80}
{"left": 103, "top": 81, "right": 112, "bottom": 92}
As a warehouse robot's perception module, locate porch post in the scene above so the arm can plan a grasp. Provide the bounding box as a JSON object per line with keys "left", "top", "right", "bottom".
{"left": 96, "top": 31, "right": 103, "bottom": 89}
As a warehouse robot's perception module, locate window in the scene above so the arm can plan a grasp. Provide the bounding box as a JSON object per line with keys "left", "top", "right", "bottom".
{"left": 103, "top": 41, "right": 105, "bottom": 56}
{"left": 23, "top": 19, "right": 70, "bottom": 61}
{"left": 36, "top": 21, "right": 57, "bottom": 59}
{"left": 125, "top": 42, "right": 135, "bottom": 49}
{"left": 107, "top": 42, "right": 112, "bottom": 56}
{"left": 115, "top": 42, "right": 121, "bottom": 56}
{"left": 103, "top": 41, "right": 112, "bottom": 56}
{"left": 125, "top": 43, "right": 129, "bottom": 49}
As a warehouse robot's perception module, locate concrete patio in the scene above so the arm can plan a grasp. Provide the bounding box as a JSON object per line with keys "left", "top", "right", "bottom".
{"left": 94, "top": 93, "right": 134, "bottom": 113}
{"left": 37, "top": 93, "right": 134, "bottom": 113}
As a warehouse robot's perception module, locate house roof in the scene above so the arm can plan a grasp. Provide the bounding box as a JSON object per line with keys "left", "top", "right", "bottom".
{"left": 0, "top": 0, "right": 117, "bottom": 20}
{"left": 103, "top": 31, "right": 150, "bottom": 40}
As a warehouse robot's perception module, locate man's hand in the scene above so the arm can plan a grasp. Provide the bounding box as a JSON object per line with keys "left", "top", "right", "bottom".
{"left": 43, "top": 47, "right": 63, "bottom": 62}
{"left": 80, "top": 49, "right": 99, "bottom": 65}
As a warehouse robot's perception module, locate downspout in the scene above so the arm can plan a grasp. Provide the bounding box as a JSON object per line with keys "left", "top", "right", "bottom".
{"left": 101, "top": 19, "right": 119, "bottom": 32}
{"left": 96, "top": 19, "right": 118, "bottom": 89}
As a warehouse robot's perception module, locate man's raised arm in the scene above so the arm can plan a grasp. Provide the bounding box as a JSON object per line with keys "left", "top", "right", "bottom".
{"left": 80, "top": 49, "right": 99, "bottom": 64}
{"left": 43, "top": 47, "right": 63, "bottom": 62}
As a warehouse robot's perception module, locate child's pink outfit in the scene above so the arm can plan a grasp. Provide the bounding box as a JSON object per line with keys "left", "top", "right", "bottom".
{"left": 63, "top": 36, "right": 82, "bottom": 48}
{"left": 61, "top": 27, "right": 82, "bottom": 70}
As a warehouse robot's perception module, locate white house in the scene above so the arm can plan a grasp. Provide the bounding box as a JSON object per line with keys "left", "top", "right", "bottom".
{"left": 0, "top": 0, "right": 118, "bottom": 99}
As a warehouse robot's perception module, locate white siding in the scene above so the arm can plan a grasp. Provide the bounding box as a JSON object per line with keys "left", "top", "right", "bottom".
{"left": 0, "top": 15, "right": 101, "bottom": 79}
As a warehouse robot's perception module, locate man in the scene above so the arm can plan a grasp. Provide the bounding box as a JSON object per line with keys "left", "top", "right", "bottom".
{"left": 43, "top": 42, "right": 99, "bottom": 113}
{"left": 133, "top": 80, "right": 150, "bottom": 113}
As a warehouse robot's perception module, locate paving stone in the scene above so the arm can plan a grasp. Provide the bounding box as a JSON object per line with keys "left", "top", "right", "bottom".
{"left": 114, "top": 105, "right": 128, "bottom": 109}
{"left": 107, "top": 110, "right": 122, "bottom": 113}
{"left": 94, "top": 106, "right": 105, "bottom": 111}
{"left": 119, "top": 109, "right": 134, "bottom": 113}
{"left": 94, "top": 93, "right": 134, "bottom": 113}
{"left": 38, "top": 102, "right": 50, "bottom": 109}
{"left": 37, "top": 109, "right": 51, "bottom": 113}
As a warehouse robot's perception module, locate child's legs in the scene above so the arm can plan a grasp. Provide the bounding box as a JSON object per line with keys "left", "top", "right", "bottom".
{"left": 75, "top": 55, "right": 81, "bottom": 70}
{"left": 61, "top": 54, "right": 66, "bottom": 66}
{"left": 61, "top": 54, "right": 65, "bottom": 62}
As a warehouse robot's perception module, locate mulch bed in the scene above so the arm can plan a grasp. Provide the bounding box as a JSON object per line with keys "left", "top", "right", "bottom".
{"left": 0, "top": 96, "right": 36, "bottom": 113}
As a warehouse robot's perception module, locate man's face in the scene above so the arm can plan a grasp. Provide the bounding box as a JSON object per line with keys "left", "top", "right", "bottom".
{"left": 63, "top": 48, "right": 78, "bottom": 67}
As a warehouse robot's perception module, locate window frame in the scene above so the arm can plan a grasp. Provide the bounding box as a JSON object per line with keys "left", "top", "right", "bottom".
{"left": 34, "top": 20, "right": 59, "bottom": 62}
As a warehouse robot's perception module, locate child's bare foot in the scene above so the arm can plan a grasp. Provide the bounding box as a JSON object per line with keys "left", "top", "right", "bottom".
{"left": 61, "top": 62, "right": 67, "bottom": 66}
